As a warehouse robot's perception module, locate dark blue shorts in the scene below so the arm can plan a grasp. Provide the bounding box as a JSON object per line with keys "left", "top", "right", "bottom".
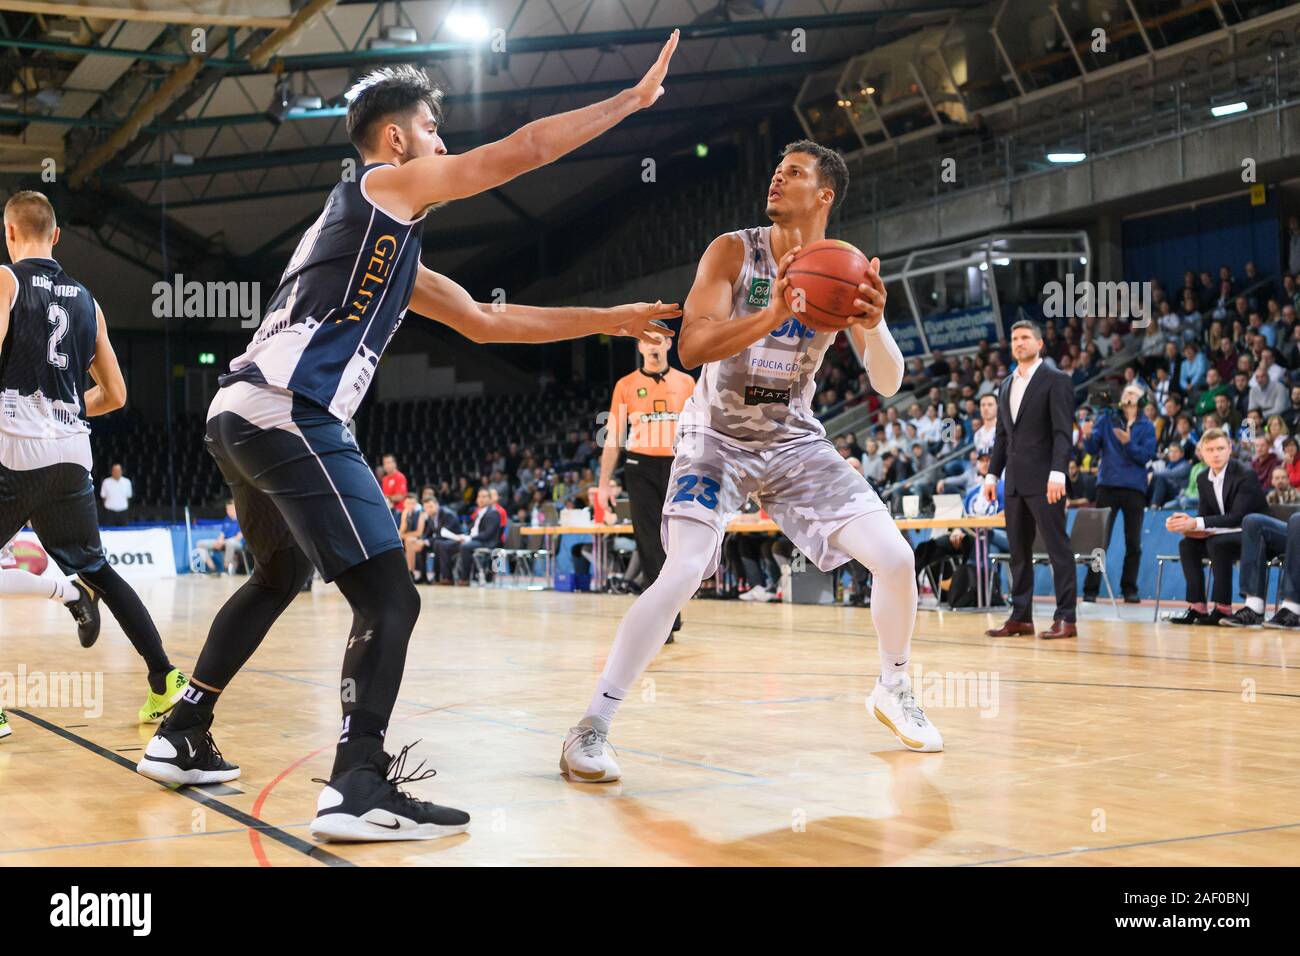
{"left": 205, "top": 387, "right": 399, "bottom": 582}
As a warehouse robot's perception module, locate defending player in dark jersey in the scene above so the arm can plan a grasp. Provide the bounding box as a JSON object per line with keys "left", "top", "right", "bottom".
{"left": 0, "top": 191, "right": 188, "bottom": 738}
{"left": 139, "top": 35, "right": 681, "bottom": 842}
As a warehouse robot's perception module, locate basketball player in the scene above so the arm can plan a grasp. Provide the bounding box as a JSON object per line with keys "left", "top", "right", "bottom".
{"left": 597, "top": 337, "right": 694, "bottom": 640}
{"left": 561, "top": 141, "right": 942, "bottom": 784}
{"left": 138, "top": 38, "right": 682, "bottom": 842}
{"left": 0, "top": 191, "right": 188, "bottom": 730}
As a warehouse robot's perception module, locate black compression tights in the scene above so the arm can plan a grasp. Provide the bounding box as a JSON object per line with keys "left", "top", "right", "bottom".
{"left": 80, "top": 564, "right": 172, "bottom": 688}
{"left": 169, "top": 547, "right": 420, "bottom": 778}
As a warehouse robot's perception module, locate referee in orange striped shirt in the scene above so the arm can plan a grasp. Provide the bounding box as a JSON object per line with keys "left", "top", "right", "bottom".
{"left": 598, "top": 338, "right": 695, "bottom": 638}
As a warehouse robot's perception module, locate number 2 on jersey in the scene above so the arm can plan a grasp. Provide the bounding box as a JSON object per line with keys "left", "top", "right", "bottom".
{"left": 672, "top": 474, "right": 720, "bottom": 509}
{"left": 46, "top": 303, "right": 69, "bottom": 370}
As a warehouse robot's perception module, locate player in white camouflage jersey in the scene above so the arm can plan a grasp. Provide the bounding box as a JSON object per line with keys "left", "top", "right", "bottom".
{"left": 562, "top": 141, "right": 942, "bottom": 782}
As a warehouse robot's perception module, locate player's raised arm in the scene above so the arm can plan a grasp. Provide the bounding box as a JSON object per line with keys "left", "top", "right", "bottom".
{"left": 677, "top": 234, "right": 795, "bottom": 369}
{"left": 407, "top": 264, "right": 680, "bottom": 344}
{"left": 83, "top": 304, "right": 126, "bottom": 416}
{"left": 368, "top": 30, "right": 678, "bottom": 215}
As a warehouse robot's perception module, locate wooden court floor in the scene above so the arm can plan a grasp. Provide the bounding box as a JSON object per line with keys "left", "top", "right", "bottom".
{"left": 2, "top": 576, "right": 1298, "bottom": 867}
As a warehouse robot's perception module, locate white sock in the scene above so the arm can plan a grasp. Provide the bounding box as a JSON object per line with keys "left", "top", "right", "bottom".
{"left": 583, "top": 518, "right": 716, "bottom": 728}
{"left": 1246, "top": 596, "right": 1265, "bottom": 614}
{"left": 828, "top": 511, "right": 918, "bottom": 690}
{"left": 1283, "top": 600, "right": 1300, "bottom": 615}
{"left": 585, "top": 677, "right": 627, "bottom": 724}
{"left": 0, "top": 568, "right": 78, "bottom": 603}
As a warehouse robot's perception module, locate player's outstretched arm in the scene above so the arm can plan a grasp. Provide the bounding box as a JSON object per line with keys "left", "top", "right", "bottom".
{"left": 407, "top": 265, "right": 680, "bottom": 344}
{"left": 677, "top": 234, "right": 794, "bottom": 369}
{"left": 369, "top": 30, "right": 678, "bottom": 216}
{"left": 84, "top": 304, "right": 127, "bottom": 416}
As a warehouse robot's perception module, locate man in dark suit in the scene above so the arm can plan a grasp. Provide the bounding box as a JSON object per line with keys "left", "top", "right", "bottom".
{"left": 984, "top": 320, "right": 1079, "bottom": 639}
{"left": 449, "top": 487, "right": 503, "bottom": 585}
{"left": 1165, "top": 428, "right": 1268, "bottom": 625}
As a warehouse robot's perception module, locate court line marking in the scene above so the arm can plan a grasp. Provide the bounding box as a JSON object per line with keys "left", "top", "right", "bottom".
{"left": 963, "top": 819, "right": 1300, "bottom": 865}
{"left": 0, "top": 824, "right": 304, "bottom": 858}
{"left": 8, "top": 708, "right": 355, "bottom": 868}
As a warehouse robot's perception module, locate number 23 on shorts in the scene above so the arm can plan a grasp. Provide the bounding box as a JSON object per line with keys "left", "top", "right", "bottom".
{"left": 672, "top": 474, "right": 720, "bottom": 509}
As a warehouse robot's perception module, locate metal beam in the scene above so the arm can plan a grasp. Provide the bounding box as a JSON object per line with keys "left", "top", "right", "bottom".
{"left": 68, "top": 55, "right": 205, "bottom": 187}
{"left": 150, "top": 59, "right": 845, "bottom": 133}
{"left": 107, "top": 100, "right": 783, "bottom": 184}
{"left": 248, "top": 0, "right": 338, "bottom": 70}
{"left": 0, "top": 4, "right": 975, "bottom": 75}
{"left": 254, "top": 8, "right": 970, "bottom": 73}
{"left": 0, "top": 2, "right": 292, "bottom": 29}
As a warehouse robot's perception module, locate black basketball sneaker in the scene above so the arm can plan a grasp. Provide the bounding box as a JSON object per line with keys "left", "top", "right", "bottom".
{"left": 310, "top": 742, "right": 470, "bottom": 842}
{"left": 136, "top": 715, "right": 240, "bottom": 785}
{"left": 66, "top": 578, "right": 101, "bottom": 648}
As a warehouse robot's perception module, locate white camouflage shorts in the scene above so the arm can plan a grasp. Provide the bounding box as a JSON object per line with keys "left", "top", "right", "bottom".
{"left": 662, "top": 429, "right": 889, "bottom": 577}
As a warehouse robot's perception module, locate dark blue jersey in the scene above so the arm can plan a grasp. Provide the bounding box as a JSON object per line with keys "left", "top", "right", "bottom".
{"left": 0, "top": 257, "right": 97, "bottom": 439}
{"left": 223, "top": 163, "right": 426, "bottom": 420}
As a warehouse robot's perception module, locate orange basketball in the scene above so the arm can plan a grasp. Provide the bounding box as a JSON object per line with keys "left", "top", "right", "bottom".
{"left": 9, "top": 539, "right": 49, "bottom": 575}
{"left": 782, "top": 239, "right": 872, "bottom": 333}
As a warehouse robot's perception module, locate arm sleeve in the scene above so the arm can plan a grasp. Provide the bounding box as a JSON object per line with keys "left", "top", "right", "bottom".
{"left": 858, "top": 323, "right": 905, "bottom": 398}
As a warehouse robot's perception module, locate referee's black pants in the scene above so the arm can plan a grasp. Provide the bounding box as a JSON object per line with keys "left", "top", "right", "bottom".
{"left": 623, "top": 453, "right": 673, "bottom": 587}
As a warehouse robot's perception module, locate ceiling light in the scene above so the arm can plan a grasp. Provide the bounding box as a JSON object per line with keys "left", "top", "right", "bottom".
{"left": 446, "top": 10, "right": 490, "bottom": 41}
{"left": 1210, "top": 101, "right": 1247, "bottom": 118}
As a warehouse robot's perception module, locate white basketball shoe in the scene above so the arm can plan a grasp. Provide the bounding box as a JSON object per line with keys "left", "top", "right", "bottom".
{"left": 869, "top": 673, "right": 943, "bottom": 752}
{"left": 559, "top": 716, "right": 621, "bottom": 783}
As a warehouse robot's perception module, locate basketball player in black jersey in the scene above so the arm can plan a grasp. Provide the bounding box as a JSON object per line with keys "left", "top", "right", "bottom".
{"left": 0, "top": 191, "right": 188, "bottom": 732}
{"left": 139, "top": 34, "right": 681, "bottom": 841}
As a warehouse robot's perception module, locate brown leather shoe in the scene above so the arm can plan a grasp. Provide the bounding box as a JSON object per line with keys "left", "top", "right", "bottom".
{"left": 1039, "top": 620, "right": 1078, "bottom": 639}
{"left": 985, "top": 619, "right": 1035, "bottom": 637}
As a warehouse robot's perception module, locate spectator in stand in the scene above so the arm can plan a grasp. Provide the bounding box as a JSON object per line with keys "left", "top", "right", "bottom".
{"left": 1212, "top": 336, "right": 1239, "bottom": 382}
{"left": 1195, "top": 368, "right": 1228, "bottom": 416}
{"left": 100, "top": 462, "right": 132, "bottom": 526}
{"left": 1166, "top": 429, "right": 1268, "bottom": 626}
{"left": 1284, "top": 437, "right": 1300, "bottom": 489}
{"left": 1213, "top": 392, "right": 1242, "bottom": 433}
{"left": 379, "top": 454, "right": 408, "bottom": 509}
{"left": 1179, "top": 343, "right": 1207, "bottom": 393}
{"left": 445, "top": 488, "right": 503, "bottom": 585}
{"left": 413, "top": 496, "right": 459, "bottom": 584}
{"left": 1079, "top": 384, "right": 1155, "bottom": 603}
{"left": 1251, "top": 435, "right": 1281, "bottom": 492}
{"left": 1064, "top": 458, "right": 1095, "bottom": 507}
{"left": 973, "top": 393, "right": 998, "bottom": 455}
{"left": 195, "top": 499, "right": 244, "bottom": 574}
{"left": 1263, "top": 415, "right": 1288, "bottom": 461}
{"left": 1150, "top": 441, "right": 1192, "bottom": 507}
{"left": 1249, "top": 364, "right": 1289, "bottom": 419}
{"left": 1198, "top": 271, "right": 1217, "bottom": 311}
{"left": 1266, "top": 466, "right": 1300, "bottom": 506}
{"left": 935, "top": 449, "right": 982, "bottom": 497}
{"left": 396, "top": 493, "right": 427, "bottom": 581}
{"left": 861, "top": 438, "right": 884, "bottom": 483}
